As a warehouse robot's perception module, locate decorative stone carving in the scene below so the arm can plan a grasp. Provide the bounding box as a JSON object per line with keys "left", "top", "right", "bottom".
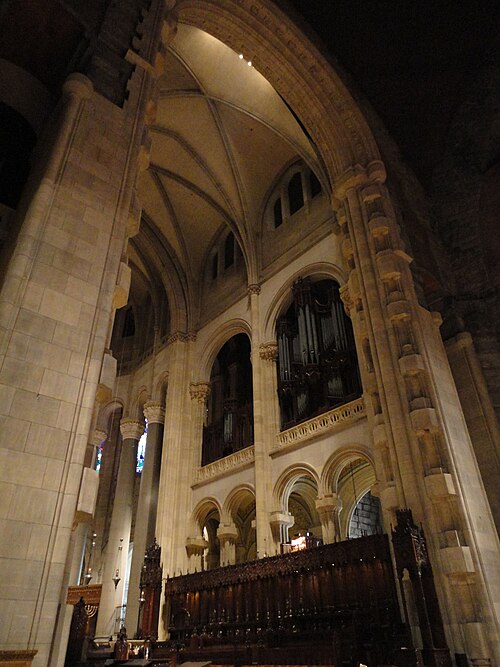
{"left": 90, "top": 429, "right": 107, "bottom": 448}
{"left": 194, "top": 445, "right": 255, "bottom": 484}
{"left": 247, "top": 283, "right": 261, "bottom": 295}
{"left": 166, "top": 330, "right": 197, "bottom": 345}
{"left": 259, "top": 342, "right": 278, "bottom": 362}
{"left": 120, "top": 418, "right": 145, "bottom": 441}
{"left": 272, "top": 398, "right": 365, "bottom": 453}
{"left": 189, "top": 382, "right": 210, "bottom": 403}
{"left": 143, "top": 400, "right": 165, "bottom": 424}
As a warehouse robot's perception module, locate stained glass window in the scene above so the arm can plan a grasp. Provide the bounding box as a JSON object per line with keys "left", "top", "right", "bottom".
{"left": 136, "top": 421, "right": 147, "bottom": 473}
{"left": 95, "top": 446, "right": 103, "bottom": 472}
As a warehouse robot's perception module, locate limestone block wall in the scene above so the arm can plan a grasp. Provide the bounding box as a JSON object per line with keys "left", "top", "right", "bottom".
{"left": 0, "top": 62, "right": 151, "bottom": 665}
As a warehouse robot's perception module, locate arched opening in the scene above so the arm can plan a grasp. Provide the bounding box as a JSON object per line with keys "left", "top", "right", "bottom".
{"left": 232, "top": 492, "right": 256, "bottom": 564}
{"left": 202, "top": 510, "right": 220, "bottom": 570}
{"left": 276, "top": 277, "right": 362, "bottom": 429}
{"left": 287, "top": 475, "right": 321, "bottom": 546}
{"left": 202, "top": 333, "right": 254, "bottom": 465}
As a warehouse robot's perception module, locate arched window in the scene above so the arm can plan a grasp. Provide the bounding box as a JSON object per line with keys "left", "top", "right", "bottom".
{"left": 288, "top": 172, "right": 304, "bottom": 215}
{"left": 276, "top": 278, "right": 361, "bottom": 429}
{"left": 273, "top": 197, "right": 283, "bottom": 228}
{"left": 202, "top": 334, "right": 254, "bottom": 465}
{"left": 136, "top": 421, "right": 147, "bottom": 473}
{"left": 224, "top": 232, "right": 235, "bottom": 269}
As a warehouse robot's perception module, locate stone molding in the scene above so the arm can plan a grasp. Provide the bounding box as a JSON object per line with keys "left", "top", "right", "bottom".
{"left": 193, "top": 445, "right": 255, "bottom": 485}
{"left": 189, "top": 381, "right": 211, "bottom": 403}
{"left": 259, "top": 342, "right": 278, "bottom": 362}
{"left": 120, "top": 418, "right": 145, "bottom": 441}
{"left": 143, "top": 400, "right": 165, "bottom": 424}
{"left": 272, "top": 398, "right": 365, "bottom": 454}
{"left": 166, "top": 330, "right": 197, "bottom": 345}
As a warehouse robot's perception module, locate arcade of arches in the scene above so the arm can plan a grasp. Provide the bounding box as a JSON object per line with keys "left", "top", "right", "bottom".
{"left": 0, "top": 1, "right": 499, "bottom": 667}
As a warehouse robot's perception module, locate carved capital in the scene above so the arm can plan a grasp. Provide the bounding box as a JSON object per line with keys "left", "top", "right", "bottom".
{"left": 316, "top": 494, "right": 342, "bottom": 516}
{"left": 120, "top": 418, "right": 145, "bottom": 441}
{"left": 185, "top": 537, "right": 208, "bottom": 558}
{"left": 259, "top": 342, "right": 278, "bottom": 362}
{"left": 189, "top": 382, "right": 211, "bottom": 403}
{"left": 217, "top": 523, "right": 239, "bottom": 544}
{"left": 90, "top": 429, "right": 107, "bottom": 448}
{"left": 143, "top": 400, "right": 165, "bottom": 425}
{"left": 247, "top": 283, "right": 261, "bottom": 296}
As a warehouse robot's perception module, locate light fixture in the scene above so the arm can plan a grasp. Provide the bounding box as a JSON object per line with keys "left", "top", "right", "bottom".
{"left": 239, "top": 53, "right": 244, "bottom": 59}
{"left": 112, "top": 569, "right": 121, "bottom": 590}
{"left": 247, "top": 61, "right": 252, "bottom": 67}
{"left": 112, "top": 538, "right": 124, "bottom": 589}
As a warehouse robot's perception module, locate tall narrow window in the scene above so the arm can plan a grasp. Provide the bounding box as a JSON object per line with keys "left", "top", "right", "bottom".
{"left": 123, "top": 306, "right": 135, "bottom": 337}
{"left": 273, "top": 197, "right": 283, "bottom": 228}
{"left": 224, "top": 232, "right": 235, "bottom": 269}
{"left": 136, "top": 421, "right": 147, "bottom": 473}
{"left": 288, "top": 172, "right": 304, "bottom": 215}
{"left": 310, "top": 170, "right": 322, "bottom": 198}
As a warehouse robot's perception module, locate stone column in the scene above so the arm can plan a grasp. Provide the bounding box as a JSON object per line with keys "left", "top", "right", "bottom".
{"left": 333, "top": 162, "right": 500, "bottom": 664}
{"left": 217, "top": 523, "right": 239, "bottom": 566}
{"left": 50, "top": 427, "right": 106, "bottom": 665}
{"left": 269, "top": 512, "right": 294, "bottom": 554}
{"left": 185, "top": 538, "right": 209, "bottom": 573}
{"left": 445, "top": 331, "right": 500, "bottom": 535}
{"left": 189, "top": 382, "right": 211, "bottom": 468}
{"left": 315, "top": 494, "right": 342, "bottom": 543}
{"left": 95, "top": 419, "right": 143, "bottom": 639}
{"left": 125, "top": 401, "right": 165, "bottom": 634}
{"left": 248, "top": 285, "right": 275, "bottom": 557}
{"left": 155, "top": 335, "right": 194, "bottom": 638}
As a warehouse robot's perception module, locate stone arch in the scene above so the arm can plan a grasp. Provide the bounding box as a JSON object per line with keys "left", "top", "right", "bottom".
{"left": 154, "top": 371, "right": 169, "bottom": 405}
{"left": 222, "top": 484, "right": 257, "bottom": 563}
{"left": 198, "top": 318, "right": 252, "bottom": 381}
{"left": 320, "top": 445, "right": 378, "bottom": 539}
{"left": 263, "top": 262, "right": 347, "bottom": 340}
{"left": 96, "top": 398, "right": 124, "bottom": 433}
{"left": 191, "top": 496, "right": 222, "bottom": 535}
{"left": 273, "top": 462, "right": 320, "bottom": 512}
{"left": 222, "top": 483, "right": 256, "bottom": 524}
{"left": 320, "top": 444, "right": 375, "bottom": 497}
{"left": 130, "top": 386, "right": 149, "bottom": 423}
{"left": 175, "top": 0, "right": 381, "bottom": 184}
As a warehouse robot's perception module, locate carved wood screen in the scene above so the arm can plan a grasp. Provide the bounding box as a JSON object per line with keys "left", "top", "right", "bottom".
{"left": 164, "top": 534, "right": 410, "bottom": 666}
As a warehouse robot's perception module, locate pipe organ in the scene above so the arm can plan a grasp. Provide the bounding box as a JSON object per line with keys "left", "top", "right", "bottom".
{"left": 277, "top": 278, "right": 361, "bottom": 428}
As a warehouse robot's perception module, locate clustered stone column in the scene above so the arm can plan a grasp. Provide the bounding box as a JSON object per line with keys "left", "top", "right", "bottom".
{"left": 217, "top": 523, "right": 239, "bottom": 566}
{"left": 248, "top": 285, "right": 274, "bottom": 557}
{"left": 125, "top": 401, "right": 165, "bottom": 633}
{"left": 95, "top": 419, "right": 144, "bottom": 638}
{"left": 333, "top": 161, "right": 500, "bottom": 664}
{"left": 269, "top": 511, "right": 294, "bottom": 553}
{"left": 315, "top": 494, "right": 342, "bottom": 544}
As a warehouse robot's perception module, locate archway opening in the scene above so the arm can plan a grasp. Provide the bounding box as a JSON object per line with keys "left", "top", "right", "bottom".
{"left": 202, "top": 333, "right": 254, "bottom": 465}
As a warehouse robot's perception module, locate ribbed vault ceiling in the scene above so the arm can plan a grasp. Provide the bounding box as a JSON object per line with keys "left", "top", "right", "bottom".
{"left": 134, "top": 23, "right": 322, "bottom": 307}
